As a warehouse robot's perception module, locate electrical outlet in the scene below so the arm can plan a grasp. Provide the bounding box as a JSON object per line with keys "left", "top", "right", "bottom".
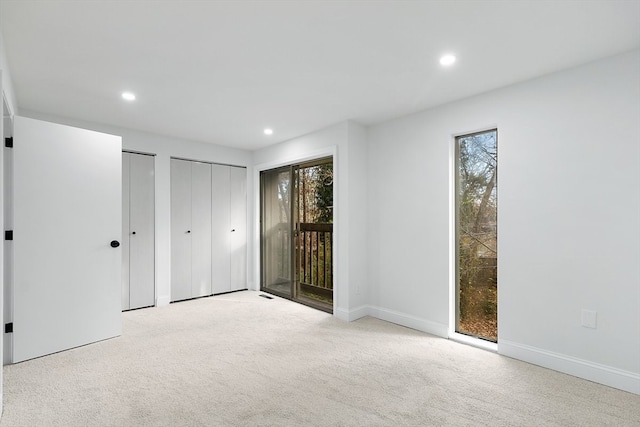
{"left": 581, "top": 309, "right": 597, "bottom": 329}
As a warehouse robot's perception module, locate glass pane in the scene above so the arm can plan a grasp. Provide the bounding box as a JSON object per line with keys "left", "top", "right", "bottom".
{"left": 456, "top": 130, "right": 498, "bottom": 342}
{"left": 261, "top": 168, "right": 292, "bottom": 297}
{"left": 294, "top": 161, "right": 333, "bottom": 310}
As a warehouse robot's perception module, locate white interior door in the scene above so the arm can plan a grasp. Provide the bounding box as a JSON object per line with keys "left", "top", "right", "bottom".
{"left": 13, "top": 116, "right": 122, "bottom": 363}
{"left": 3, "top": 92, "right": 15, "bottom": 366}
{"left": 128, "top": 153, "right": 155, "bottom": 309}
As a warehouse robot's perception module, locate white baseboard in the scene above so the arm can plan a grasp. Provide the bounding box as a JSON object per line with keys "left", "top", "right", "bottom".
{"left": 334, "top": 305, "right": 447, "bottom": 337}
{"left": 329, "top": 306, "right": 638, "bottom": 395}
{"left": 156, "top": 295, "right": 171, "bottom": 307}
{"left": 499, "top": 339, "right": 640, "bottom": 395}
{"left": 334, "top": 305, "right": 368, "bottom": 322}
{"left": 368, "top": 306, "right": 448, "bottom": 338}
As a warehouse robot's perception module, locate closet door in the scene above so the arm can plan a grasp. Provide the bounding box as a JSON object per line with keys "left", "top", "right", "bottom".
{"left": 122, "top": 153, "right": 131, "bottom": 310}
{"left": 229, "top": 166, "right": 247, "bottom": 291}
{"left": 211, "top": 164, "right": 231, "bottom": 294}
{"left": 171, "top": 159, "right": 192, "bottom": 302}
{"left": 128, "top": 153, "right": 155, "bottom": 309}
{"left": 191, "top": 162, "right": 212, "bottom": 297}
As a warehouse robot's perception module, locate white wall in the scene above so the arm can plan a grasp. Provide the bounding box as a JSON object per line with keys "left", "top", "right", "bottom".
{"left": 0, "top": 28, "right": 17, "bottom": 118}
{"left": 366, "top": 50, "right": 640, "bottom": 393}
{"left": 345, "top": 123, "right": 368, "bottom": 312}
{"left": 253, "top": 121, "right": 368, "bottom": 320}
{"left": 18, "top": 111, "right": 253, "bottom": 307}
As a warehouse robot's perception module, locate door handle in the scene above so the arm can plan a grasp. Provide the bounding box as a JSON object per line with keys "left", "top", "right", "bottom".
{"left": 231, "top": 229, "right": 236, "bottom": 232}
{"left": 186, "top": 230, "right": 191, "bottom": 234}
{"left": 110, "top": 240, "right": 120, "bottom": 248}
{"left": 131, "top": 231, "right": 136, "bottom": 235}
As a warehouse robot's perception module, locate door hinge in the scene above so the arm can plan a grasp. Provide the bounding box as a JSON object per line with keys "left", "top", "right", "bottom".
{"left": 5, "top": 230, "right": 13, "bottom": 240}
{"left": 5, "top": 137, "right": 13, "bottom": 148}
{"left": 5, "top": 323, "right": 13, "bottom": 334}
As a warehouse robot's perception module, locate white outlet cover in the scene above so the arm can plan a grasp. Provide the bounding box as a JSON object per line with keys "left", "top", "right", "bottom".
{"left": 581, "top": 309, "right": 597, "bottom": 329}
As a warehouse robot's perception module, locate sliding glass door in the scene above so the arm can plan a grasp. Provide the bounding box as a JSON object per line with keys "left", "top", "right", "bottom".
{"left": 260, "top": 158, "right": 334, "bottom": 312}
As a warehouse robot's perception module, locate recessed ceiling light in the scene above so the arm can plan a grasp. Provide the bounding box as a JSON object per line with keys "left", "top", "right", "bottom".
{"left": 121, "top": 92, "right": 136, "bottom": 101}
{"left": 439, "top": 54, "right": 456, "bottom": 66}
{"left": 264, "top": 128, "right": 273, "bottom": 135}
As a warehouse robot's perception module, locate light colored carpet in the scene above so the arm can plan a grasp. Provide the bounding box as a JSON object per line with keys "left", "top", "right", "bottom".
{"left": 1, "top": 290, "right": 638, "bottom": 426}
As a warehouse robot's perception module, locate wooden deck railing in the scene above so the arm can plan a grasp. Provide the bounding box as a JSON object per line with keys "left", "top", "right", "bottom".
{"left": 297, "top": 222, "right": 333, "bottom": 298}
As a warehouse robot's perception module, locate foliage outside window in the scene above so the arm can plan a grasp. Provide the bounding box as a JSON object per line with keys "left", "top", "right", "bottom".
{"left": 456, "top": 129, "right": 498, "bottom": 342}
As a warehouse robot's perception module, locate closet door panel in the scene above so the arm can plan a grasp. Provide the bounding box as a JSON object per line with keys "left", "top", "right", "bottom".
{"left": 129, "top": 153, "right": 155, "bottom": 309}
{"left": 211, "top": 164, "right": 231, "bottom": 294}
{"left": 121, "top": 153, "right": 131, "bottom": 310}
{"left": 171, "top": 159, "right": 192, "bottom": 302}
{"left": 191, "top": 162, "right": 212, "bottom": 297}
{"left": 229, "top": 166, "right": 247, "bottom": 291}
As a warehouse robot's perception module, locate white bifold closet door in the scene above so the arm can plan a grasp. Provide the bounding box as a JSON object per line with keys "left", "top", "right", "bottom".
{"left": 171, "top": 159, "right": 212, "bottom": 302}
{"left": 122, "top": 152, "right": 155, "bottom": 311}
{"left": 191, "top": 162, "right": 213, "bottom": 297}
{"left": 12, "top": 116, "right": 122, "bottom": 363}
{"left": 172, "top": 160, "right": 246, "bottom": 300}
{"left": 229, "top": 166, "right": 247, "bottom": 291}
{"left": 170, "top": 159, "right": 192, "bottom": 302}
{"left": 211, "top": 165, "right": 247, "bottom": 293}
{"left": 211, "top": 164, "right": 231, "bottom": 294}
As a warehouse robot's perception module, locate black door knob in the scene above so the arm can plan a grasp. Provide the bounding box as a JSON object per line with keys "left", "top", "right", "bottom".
{"left": 186, "top": 230, "right": 191, "bottom": 234}
{"left": 110, "top": 240, "right": 120, "bottom": 248}
{"left": 132, "top": 231, "right": 136, "bottom": 235}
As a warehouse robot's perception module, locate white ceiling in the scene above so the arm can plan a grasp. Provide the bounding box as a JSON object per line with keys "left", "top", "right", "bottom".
{"left": 1, "top": 1, "right": 639, "bottom": 150}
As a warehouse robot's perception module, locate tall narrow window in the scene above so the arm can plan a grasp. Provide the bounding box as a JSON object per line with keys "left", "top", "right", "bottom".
{"left": 456, "top": 129, "right": 498, "bottom": 342}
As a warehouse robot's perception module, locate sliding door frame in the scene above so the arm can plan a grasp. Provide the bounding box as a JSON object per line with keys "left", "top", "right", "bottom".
{"left": 254, "top": 147, "right": 337, "bottom": 313}
{"left": 260, "top": 157, "right": 334, "bottom": 313}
